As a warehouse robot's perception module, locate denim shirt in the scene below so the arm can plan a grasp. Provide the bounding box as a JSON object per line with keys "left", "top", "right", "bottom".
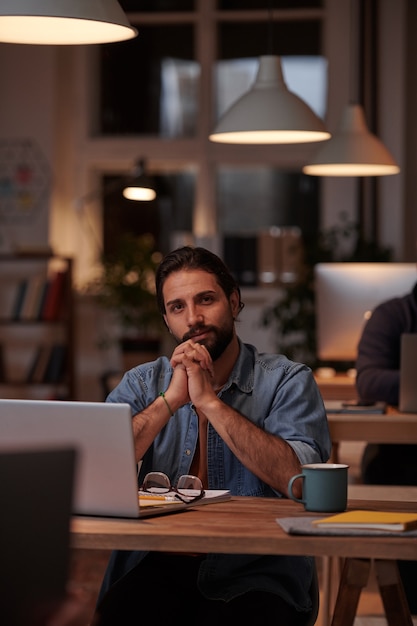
{"left": 98, "top": 340, "right": 331, "bottom": 613}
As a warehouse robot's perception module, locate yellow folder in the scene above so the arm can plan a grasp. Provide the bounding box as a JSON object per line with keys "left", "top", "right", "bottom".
{"left": 313, "top": 510, "right": 417, "bottom": 532}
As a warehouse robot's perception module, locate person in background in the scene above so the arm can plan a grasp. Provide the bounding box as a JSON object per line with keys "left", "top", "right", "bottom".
{"left": 355, "top": 276, "right": 417, "bottom": 613}
{"left": 355, "top": 279, "right": 417, "bottom": 483}
{"left": 93, "top": 246, "right": 331, "bottom": 626}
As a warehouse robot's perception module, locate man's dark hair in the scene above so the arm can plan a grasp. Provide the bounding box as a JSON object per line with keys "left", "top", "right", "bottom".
{"left": 155, "top": 246, "right": 244, "bottom": 316}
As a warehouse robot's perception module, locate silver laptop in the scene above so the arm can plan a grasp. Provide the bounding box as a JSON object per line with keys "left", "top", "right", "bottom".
{"left": 0, "top": 399, "right": 141, "bottom": 518}
{"left": 0, "top": 398, "right": 197, "bottom": 519}
{"left": 399, "top": 334, "right": 417, "bottom": 412}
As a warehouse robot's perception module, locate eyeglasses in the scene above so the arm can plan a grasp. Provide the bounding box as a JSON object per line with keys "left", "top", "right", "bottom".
{"left": 139, "top": 471, "right": 205, "bottom": 504}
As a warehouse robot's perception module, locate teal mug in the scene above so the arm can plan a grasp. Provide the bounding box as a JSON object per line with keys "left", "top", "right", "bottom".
{"left": 287, "top": 463, "right": 349, "bottom": 512}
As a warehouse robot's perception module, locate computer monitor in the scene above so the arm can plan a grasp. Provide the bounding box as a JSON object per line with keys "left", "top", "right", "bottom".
{"left": 314, "top": 262, "right": 417, "bottom": 363}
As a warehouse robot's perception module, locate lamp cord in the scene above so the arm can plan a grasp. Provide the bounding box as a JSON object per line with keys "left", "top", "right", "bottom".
{"left": 267, "top": 0, "right": 274, "bottom": 56}
{"left": 349, "top": 0, "right": 359, "bottom": 103}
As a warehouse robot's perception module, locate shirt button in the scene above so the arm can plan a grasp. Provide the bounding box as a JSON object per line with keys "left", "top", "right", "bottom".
{"left": 185, "top": 449, "right": 191, "bottom": 456}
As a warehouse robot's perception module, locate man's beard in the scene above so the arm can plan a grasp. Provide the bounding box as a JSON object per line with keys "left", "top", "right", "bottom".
{"left": 180, "top": 318, "right": 234, "bottom": 361}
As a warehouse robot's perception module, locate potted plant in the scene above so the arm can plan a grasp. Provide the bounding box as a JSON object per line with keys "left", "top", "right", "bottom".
{"left": 89, "top": 233, "right": 165, "bottom": 367}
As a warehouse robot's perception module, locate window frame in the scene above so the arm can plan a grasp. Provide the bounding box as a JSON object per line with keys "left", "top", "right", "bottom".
{"left": 53, "top": 0, "right": 359, "bottom": 288}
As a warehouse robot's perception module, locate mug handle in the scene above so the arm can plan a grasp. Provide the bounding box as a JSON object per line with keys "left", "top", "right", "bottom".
{"left": 287, "top": 474, "right": 305, "bottom": 504}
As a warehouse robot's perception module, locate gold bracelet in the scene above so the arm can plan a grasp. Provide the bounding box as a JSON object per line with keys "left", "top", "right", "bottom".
{"left": 159, "top": 391, "right": 174, "bottom": 416}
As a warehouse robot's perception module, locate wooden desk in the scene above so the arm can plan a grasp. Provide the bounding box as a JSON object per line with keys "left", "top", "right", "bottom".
{"left": 326, "top": 486, "right": 417, "bottom": 626}
{"left": 327, "top": 407, "right": 417, "bottom": 466}
{"left": 324, "top": 411, "right": 417, "bottom": 624}
{"left": 328, "top": 408, "right": 417, "bottom": 446}
{"left": 71, "top": 496, "right": 417, "bottom": 626}
{"left": 315, "top": 373, "right": 357, "bottom": 401}
{"left": 348, "top": 485, "right": 417, "bottom": 501}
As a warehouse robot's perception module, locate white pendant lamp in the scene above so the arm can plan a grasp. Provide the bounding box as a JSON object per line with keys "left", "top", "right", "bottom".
{"left": 302, "top": 103, "right": 400, "bottom": 177}
{"left": 122, "top": 160, "right": 156, "bottom": 202}
{"left": 304, "top": 0, "right": 399, "bottom": 177}
{"left": 0, "top": 0, "right": 137, "bottom": 45}
{"left": 209, "top": 55, "right": 330, "bottom": 145}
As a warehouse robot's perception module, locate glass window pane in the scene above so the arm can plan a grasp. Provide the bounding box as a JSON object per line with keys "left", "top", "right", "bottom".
{"left": 218, "top": 167, "right": 318, "bottom": 234}
{"left": 219, "top": 20, "right": 321, "bottom": 58}
{"left": 99, "top": 24, "right": 197, "bottom": 136}
{"left": 217, "top": 167, "right": 320, "bottom": 286}
{"left": 102, "top": 172, "right": 195, "bottom": 256}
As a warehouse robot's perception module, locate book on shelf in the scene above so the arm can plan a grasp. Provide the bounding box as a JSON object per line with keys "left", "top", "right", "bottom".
{"left": 26, "top": 346, "right": 42, "bottom": 383}
{"left": 43, "top": 344, "right": 67, "bottom": 383}
{"left": 27, "top": 344, "right": 68, "bottom": 384}
{"left": 35, "top": 279, "right": 50, "bottom": 320}
{"left": 20, "top": 273, "right": 46, "bottom": 320}
{"left": 26, "top": 345, "right": 51, "bottom": 383}
{"left": 11, "top": 279, "right": 28, "bottom": 320}
{"left": 312, "top": 509, "right": 417, "bottom": 532}
{"left": 41, "top": 271, "right": 67, "bottom": 321}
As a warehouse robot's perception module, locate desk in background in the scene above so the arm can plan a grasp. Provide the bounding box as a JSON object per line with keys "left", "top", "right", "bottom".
{"left": 71, "top": 496, "right": 417, "bottom": 626}
{"left": 327, "top": 408, "right": 417, "bottom": 465}
{"left": 315, "top": 372, "right": 357, "bottom": 401}
{"left": 314, "top": 371, "right": 417, "bottom": 464}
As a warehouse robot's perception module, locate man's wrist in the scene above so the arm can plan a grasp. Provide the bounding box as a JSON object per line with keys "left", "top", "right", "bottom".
{"left": 159, "top": 391, "right": 174, "bottom": 416}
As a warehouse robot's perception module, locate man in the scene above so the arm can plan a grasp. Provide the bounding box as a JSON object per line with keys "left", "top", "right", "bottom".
{"left": 356, "top": 278, "right": 417, "bottom": 614}
{"left": 94, "top": 246, "right": 331, "bottom": 626}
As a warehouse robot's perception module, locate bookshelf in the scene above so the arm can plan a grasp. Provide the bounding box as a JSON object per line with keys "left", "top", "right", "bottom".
{"left": 0, "top": 253, "right": 75, "bottom": 399}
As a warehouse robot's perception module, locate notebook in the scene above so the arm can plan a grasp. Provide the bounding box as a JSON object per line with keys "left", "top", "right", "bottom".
{"left": 0, "top": 447, "right": 76, "bottom": 626}
{"left": 325, "top": 400, "right": 387, "bottom": 414}
{"left": 399, "top": 333, "right": 417, "bottom": 412}
{"left": 0, "top": 399, "right": 230, "bottom": 519}
{"left": 312, "top": 509, "right": 417, "bottom": 532}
